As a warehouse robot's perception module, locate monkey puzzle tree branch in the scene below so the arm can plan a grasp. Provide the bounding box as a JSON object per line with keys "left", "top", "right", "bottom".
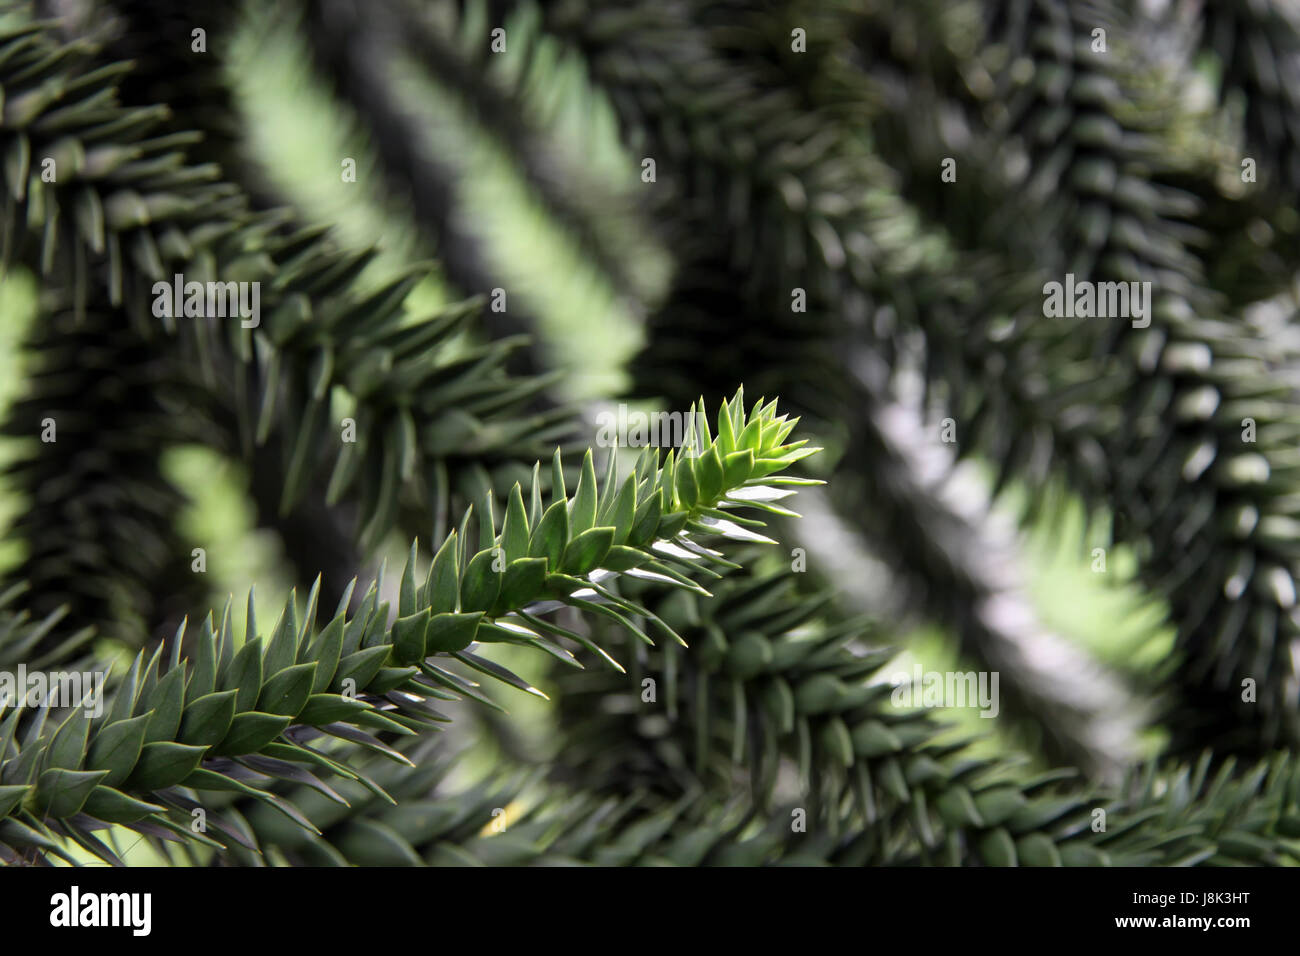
{"left": 0, "top": 391, "right": 821, "bottom": 863}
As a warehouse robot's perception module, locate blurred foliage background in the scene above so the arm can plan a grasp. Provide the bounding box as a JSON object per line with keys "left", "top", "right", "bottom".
{"left": 0, "top": 0, "right": 1152, "bottom": 771}
{"left": 3, "top": 0, "right": 1300, "bottom": 866}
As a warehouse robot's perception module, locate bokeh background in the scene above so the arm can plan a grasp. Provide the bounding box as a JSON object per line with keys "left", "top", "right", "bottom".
{"left": 5, "top": 0, "right": 1300, "bottom": 865}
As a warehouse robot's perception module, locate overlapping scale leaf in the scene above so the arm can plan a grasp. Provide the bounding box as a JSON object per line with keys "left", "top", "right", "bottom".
{"left": 0, "top": 11, "right": 571, "bottom": 571}
{"left": 0, "top": 394, "right": 818, "bottom": 862}
{"left": 550, "top": 558, "right": 1300, "bottom": 865}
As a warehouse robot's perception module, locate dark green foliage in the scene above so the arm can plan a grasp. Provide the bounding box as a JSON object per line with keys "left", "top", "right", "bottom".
{"left": 0, "top": 391, "right": 820, "bottom": 862}
{"left": 0, "top": 306, "right": 211, "bottom": 650}
{"left": 1200, "top": 0, "right": 1300, "bottom": 193}
{"left": 0, "top": 8, "right": 573, "bottom": 604}
{"left": 3, "top": 0, "right": 1300, "bottom": 868}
